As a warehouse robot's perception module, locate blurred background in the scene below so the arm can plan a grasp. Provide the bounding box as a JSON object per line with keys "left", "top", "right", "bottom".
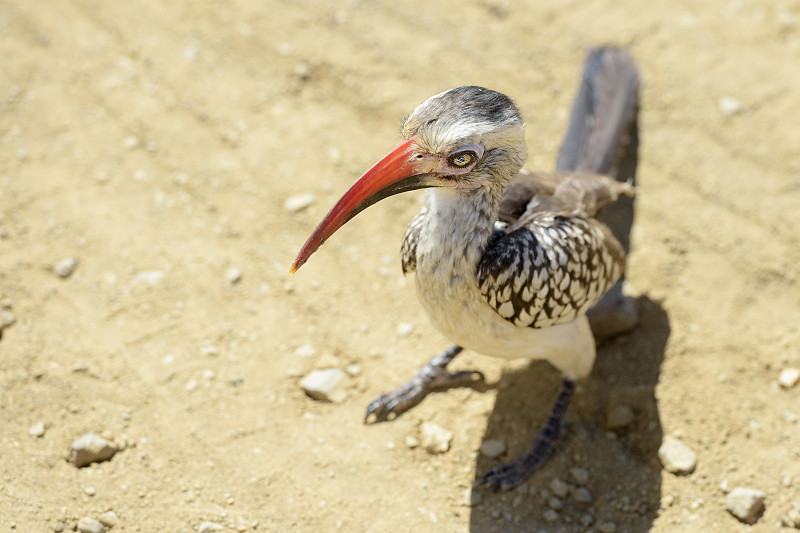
{"left": 2, "top": 0, "right": 799, "bottom": 531}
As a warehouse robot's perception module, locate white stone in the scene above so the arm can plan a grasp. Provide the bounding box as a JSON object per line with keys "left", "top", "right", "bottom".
{"left": 479, "top": 439, "right": 506, "bottom": 458}
{"left": 606, "top": 404, "right": 634, "bottom": 429}
{"left": 658, "top": 437, "right": 697, "bottom": 475}
{"left": 294, "top": 344, "right": 316, "bottom": 358}
{"left": 421, "top": 421, "right": 452, "bottom": 454}
{"left": 54, "top": 257, "right": 79, "bottom": 278}
{"left": 779, "top": 368, "right": 800, "bottom": 389}
{"left": 300, "top": 368, "right": 346, "bottom": 403}
{"left": 726, "top": 487, "right": 766, "bottom": 524}
{"left": 396, "top": 322, "right": 415, "bottom": 337}
{"left": 77, "top": 517, "right": 106, "bottom": 533}
{"left": 284, "top": 192, "right": 315, "bottom": 212}
{"left": 70, "top": 432, "right": 119, "bottom": 467}
{"left": 28, "top": 421, "right": 46, "bottom": 438}
{"left": 98, "top": 511, "right": 119, "bottom": 528}
{"left": 134, "top": 271, "right": 164, "bottom": 284}
{"left": 718, "top": 96, "right": 743, "bottom": 116}
{"left": 197, "top": 522, "right": 223, "bottom": 533}
{"left": 225, "top": 266, "right": 242, "bottom": 285}
{"left": 569, "top": 466, "right": 590, "bottom": 485}
{"left": 550, "top": 477, "right": 571, "bottom": 498}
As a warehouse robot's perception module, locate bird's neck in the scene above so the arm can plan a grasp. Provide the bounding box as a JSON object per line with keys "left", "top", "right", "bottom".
{"left": 422, "top": 184, "right": 500, "bottom": 267}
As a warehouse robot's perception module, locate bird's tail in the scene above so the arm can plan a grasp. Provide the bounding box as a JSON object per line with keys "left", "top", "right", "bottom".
{"left": 555, "top": 46, "right": 639, "bottom": 180}
{"left": 555, "top": 46, "right": 640, "bottom": 252}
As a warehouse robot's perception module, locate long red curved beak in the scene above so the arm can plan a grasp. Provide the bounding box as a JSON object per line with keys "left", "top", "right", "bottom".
{"left": 290, "top": 138, "right": 437, "bottom": 274}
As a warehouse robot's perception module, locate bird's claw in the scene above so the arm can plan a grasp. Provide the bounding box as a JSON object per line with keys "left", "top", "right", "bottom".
{"left": 364, "top": 369, "right": 485, "bottom": 424}
{"left": 475, "top": 458, "right": 535, "bottom": 491}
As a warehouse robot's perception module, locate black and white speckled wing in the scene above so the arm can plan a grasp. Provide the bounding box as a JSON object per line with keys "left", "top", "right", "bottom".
{"left": 477, "top": 171, "right": 631, "bottom": 329}
{"left": 401, "top": 206, "right": 428, "bottom": 274}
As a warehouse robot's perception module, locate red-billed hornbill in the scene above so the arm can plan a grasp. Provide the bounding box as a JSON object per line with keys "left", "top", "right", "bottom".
{"left": 292, "top": 47, "right": 639, "bottom": 489}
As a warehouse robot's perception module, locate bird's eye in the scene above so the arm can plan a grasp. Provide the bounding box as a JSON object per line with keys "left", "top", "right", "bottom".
{"left": 447, "top": 150, "right": 477, "bottom": 168}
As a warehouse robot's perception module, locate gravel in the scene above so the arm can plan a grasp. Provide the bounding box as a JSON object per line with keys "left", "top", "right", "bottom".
{"left": 569, "top": 466, "right": 590, "bottom": 485}
{"left": 69, "top": 431, "right": 119, "bottom": 467}
{"left": 300, "top": 368, "right": 346, "bottom": 403}
{"left": 98, "top": 511, "right": 119, "bottom": 528}
{"left": 225, "top": 266, "right": 242, "bottom": 286}
{"left": 197, "top": 522, "right": 223, "bottom": 533}
{"left": 479, "top": 439, "right": 506, "bottom": 458}
{"left": 606, "top": 404, "right": 634, "bottom": 429}
{"left": 421, "top": 421, "right": 452, "bottom": 454}
{"left": 284, "top": 192, "right": 315, "bottom": 212}
{"left": 294, "top": 344, "right": 316, "bottom": 358}
{"left": 726, "top": 487, "right": 766, "bottom": 524}
{"left": 77, "top": 517, "right": 106, "bottom": 533}
{"left": 598, "top": 521, "right": 618, "bottom": 533}
{"left": 28, "top": 421, "right": 46, "bottom": 438}
{"left": 658, "top": 436, "right": 697, "bottom": 475}
{"left": 572, "top": 487, "right": 593, "bottom": 504}
{"left": 396, "top": 322, "right": 415, "bottom": 337}
{"left": 779, "top": 367, "right": 800, "bottom": 389}
{"left": 549, "top": 477, "right": 571, "bottom": 498}
{"left": 54, "top": 257, "right": 79, "bottom": 278}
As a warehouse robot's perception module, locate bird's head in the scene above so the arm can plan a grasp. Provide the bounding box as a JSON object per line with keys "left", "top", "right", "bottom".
{"left": 291, "top": 86, "right": 527, "bottom": 273}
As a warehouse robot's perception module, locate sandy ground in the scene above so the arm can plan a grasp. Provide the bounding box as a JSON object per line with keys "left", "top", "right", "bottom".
{"left": 2, "top": 0, "right": 800, "bottom": 531}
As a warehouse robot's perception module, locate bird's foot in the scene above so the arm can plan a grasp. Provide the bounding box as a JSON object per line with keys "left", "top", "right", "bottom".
{"left": 475, "top": 426, "right": 561, "bottom": 490}
{"left": 365, "top": 345, "right": 484, "bottom": 423}
{"left": 475, "top": 379, "right": 576, "bottom": 491}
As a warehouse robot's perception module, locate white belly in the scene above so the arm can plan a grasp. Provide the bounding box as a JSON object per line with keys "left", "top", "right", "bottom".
{"left": 414, "top": 266, "right": 596, "bottom": 380}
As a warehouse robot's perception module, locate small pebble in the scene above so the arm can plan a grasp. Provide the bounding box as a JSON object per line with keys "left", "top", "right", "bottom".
{"left": 542, "top": 509, "right": 559, "bottom": 522}
{"left": 29, "top": 421, "right": 46, "bottom": 438}
{"left": 726, "top": 487, "right": 766, "bottom": 524}
{"left": 719, "top": 96, "right": 743, "bottom": 116}
{"left": 572, "top": 487, "right": 593, "bottom": 504}
{"left": 54, "top": 257, "right": 79, "bottom": 278}
{"left": 300, "top": 368, "right": 346, "bottom": 403}
{"left": 396, "top": 322, "right": 415, "bottom": 337}
{"left": 98, "top": 511, "right": 119, "bottom": 528}
{"left": 0, "top": 309, "right": 15, "bottom": 329}
{"left": 606, "top": 404, "right": 634, "bottom": 429}
{"left": 420, "top": 421, "right": 452, "bottom": 454}
{"left": 479, "top": 439, "right": 506, "bottom": 458}
{"left": 225, "top": 267, "right": 242, "bottom": 286}
{"left": 658, "top": 436, "right": 697, "bottom": 475}
{"left": 134, "top": 270, "right": 164, "bottom": 284}
{"left": 284, "top": 192, "right": 315, "bottom": 212}
{"left": 547, "top": 496, "right": 564, "bottom": 510}
{"left": 70, "top": 432, "right": 119, "bottom": 467}
{"left": 77, "top": 517, "right": 106, "bottom": 533}
{"left": 779, "top": 368, "right": 800, "bottom": 389}
{"left": 549, "top": 477, "right": 571, "bottom": 498}
{"left": 569, "top": 466, "right": 590, "bottom": 485}
{"left": 780, "top": 504, "right": 800, "bottom": 528}
{"left": 295, "top": 344, "right": 316, "bottom": 358}
{"left": 197, "top": 522, "right": 223, "bottom": 533}
{"left": 84, "top": 486, "right": 96, "bottom": 496}
{"left": 598, "top": 521, "right": 618, "bottom": 533}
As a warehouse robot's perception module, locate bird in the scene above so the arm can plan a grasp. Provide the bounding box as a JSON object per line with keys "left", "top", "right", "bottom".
{"left": 291, "top": 46, "right": 639, "bottom": 490}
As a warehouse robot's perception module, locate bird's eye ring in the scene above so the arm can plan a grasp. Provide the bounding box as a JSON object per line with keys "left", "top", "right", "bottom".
{"left": 447, "top": 150, "right": 477, "bottom": 168}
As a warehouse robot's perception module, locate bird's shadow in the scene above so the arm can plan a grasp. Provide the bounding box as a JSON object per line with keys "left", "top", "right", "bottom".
{"left": 469, "top": 296, "right": 669, "bottom": 532}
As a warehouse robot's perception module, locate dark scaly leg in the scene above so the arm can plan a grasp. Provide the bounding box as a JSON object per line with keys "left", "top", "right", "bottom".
{"left": 365, "top": 345, "right": 484, "bottom": 423}
{"left": 476, "top": 379, "right": 575, "bottom": 490}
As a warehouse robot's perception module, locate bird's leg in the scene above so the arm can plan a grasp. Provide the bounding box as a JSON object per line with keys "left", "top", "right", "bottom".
{"left": 365, "top": 345, "right": 484, "bottom": 423}
{"left": 476, "top": 378, "right": 576, "bottom": 491}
